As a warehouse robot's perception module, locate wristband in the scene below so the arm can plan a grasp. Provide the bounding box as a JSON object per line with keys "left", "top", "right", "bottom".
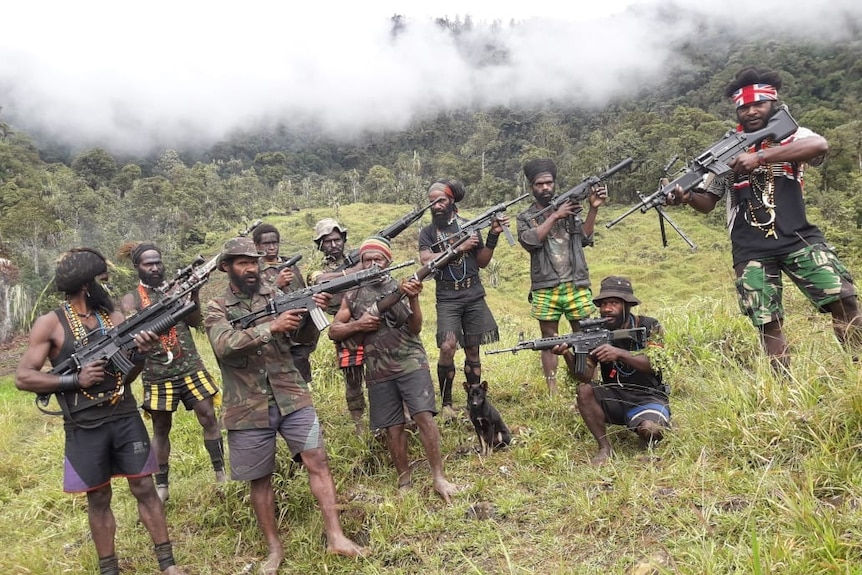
{"left": 757, "top": 149, "right": 766, "bottom": 166}
{"left": 485, "top": 232, "right": 500, "bottom": 249}
{"left": 57, "top": 373, "right": 80, "bottom": 392}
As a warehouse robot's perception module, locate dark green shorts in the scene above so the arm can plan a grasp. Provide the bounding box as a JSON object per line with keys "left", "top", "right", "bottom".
{"left": 734, "top": 243, "right": 856, "bottom": 327}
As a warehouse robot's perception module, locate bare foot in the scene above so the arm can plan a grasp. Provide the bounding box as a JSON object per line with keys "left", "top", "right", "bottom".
{"left": 397, "top": 479, "right": 413, "bottom": 496}
{"left": 326, "top": 533, "right": 369, "bottom": 558}
{"left": 215, "top": 469, "right": 227, "bottom": 483}
{"left": 161, "top": 567, "right": 187, "bottom": 575}
{"left": 260, "top": 550, "right": 283, "bottom": 575}
{"left": 590, "top": 447, "right": 612, "bottom": 466}
{"left": 433, "top": 478, "right": 461, "bottom": 504}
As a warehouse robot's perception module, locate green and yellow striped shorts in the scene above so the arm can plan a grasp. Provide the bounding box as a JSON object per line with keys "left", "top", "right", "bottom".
{"left": 530, "top": 282, "right": 595, "bottom": 322}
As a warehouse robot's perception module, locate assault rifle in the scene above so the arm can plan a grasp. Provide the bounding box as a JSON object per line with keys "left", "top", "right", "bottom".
{"left": 429, "top": 193, "right": 530, "bottom": 249}
{"left": 231, "top": 260, "right": 415, "bottom": 330}
{"left": 606, "top": 104, "right": 800, "bottom": 228}
{"left": 533, "top": 157, "right": 634, "bottom": 219}
{"left": 341, "top": 201, "right": 435, "bottom": 268}
{"left": 484, "top": 317, "right": 647, "bottom": 374}
{"left": 38, "top": 276, "right": 206, "bottom": 412}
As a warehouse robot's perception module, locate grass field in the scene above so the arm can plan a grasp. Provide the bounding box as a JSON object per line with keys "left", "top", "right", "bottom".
{"left": 1, "top": 202, "right": 860, "bottom": 574}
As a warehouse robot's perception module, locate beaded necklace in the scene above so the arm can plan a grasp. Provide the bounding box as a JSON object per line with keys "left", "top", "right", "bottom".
{"left": 435, "top": 217, "right": 468, "bottom": 282}
{"left": 744, "top": 143, "right": 778, "bottom": 239}
{"left": 62, "top": 301, "right": 124, "bottom": 404}
{"left": 138, "top": 284, "right": 179, "bottom": 363}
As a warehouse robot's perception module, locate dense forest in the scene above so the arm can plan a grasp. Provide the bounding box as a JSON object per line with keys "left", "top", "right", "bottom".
{"left": 1, "top": 24, "right": 861, "bottom": 341}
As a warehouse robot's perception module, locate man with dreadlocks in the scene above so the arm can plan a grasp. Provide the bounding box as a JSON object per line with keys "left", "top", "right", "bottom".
{"left": 418, "top": 178, "right": 507, "bottom": 417}
{"left": 16, "top": 248, "right": 186, "bottom": 575}
{"left": 665, "top": 66, "right": 861, "bottom": 370}
{"left": 119, "top": 242, "right": 224, "bottom": 504}
{"left": 516, "top": 159, "right": 608, "bottom": 395}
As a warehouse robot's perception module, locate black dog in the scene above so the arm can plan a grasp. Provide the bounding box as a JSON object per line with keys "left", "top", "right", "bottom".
{"left": 464, "top": 381, "right": 511, "bottom": 456}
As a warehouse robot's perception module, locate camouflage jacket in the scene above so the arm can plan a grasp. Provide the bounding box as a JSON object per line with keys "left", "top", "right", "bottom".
{"left": 126, "top": 285, "right": 208, "bottom": 385}
{"left": 204, "top": 284, "right": 318, "bottom": 430}
{"left": 309, "top": 253, "right": 350, "bottom": 315}
{"left": 344, "top": 278, "right": 429, "bottom": 383}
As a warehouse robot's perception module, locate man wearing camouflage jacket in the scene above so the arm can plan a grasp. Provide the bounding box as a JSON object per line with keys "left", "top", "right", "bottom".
{"left": 204, "top": 237, "right": 366, "bottom": 573}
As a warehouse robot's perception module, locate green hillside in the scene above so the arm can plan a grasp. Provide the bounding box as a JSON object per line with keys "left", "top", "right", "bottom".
{"left": 2, "top": 203, "right": 860, "bottom": 574}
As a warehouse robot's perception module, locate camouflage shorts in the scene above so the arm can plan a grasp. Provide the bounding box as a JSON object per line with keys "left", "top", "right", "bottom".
{"left": 734, "top": 243, "right": 856, "bottom": 327}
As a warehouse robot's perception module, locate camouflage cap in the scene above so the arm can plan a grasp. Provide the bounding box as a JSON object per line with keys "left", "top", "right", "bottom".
{"left": 217, "top": 237, "right": 264, "bottom": 271}
{"left": 313, "top": 218, "right": 347, "bottom": 242}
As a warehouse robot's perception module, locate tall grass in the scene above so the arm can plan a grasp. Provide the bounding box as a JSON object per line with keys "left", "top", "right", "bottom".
{"left": 0, "top": 203, "right": 859, "bottom": 574}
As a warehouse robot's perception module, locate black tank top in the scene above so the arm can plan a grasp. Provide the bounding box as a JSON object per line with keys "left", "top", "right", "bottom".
{"left": 51, "top": 308, "right": 138, "bottom": 429}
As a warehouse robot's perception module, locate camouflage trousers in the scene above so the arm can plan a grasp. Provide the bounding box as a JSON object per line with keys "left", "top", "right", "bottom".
{"left": 734, "top": 242, "right": 856, "bottom": 327}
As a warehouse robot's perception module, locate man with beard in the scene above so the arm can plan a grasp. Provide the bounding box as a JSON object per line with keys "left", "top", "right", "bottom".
{"left": 516, "top": 160, "right": 607, "bottom": 395}
{"left": 552, "top": 276, "right": 670, "bottom": 466}
{"left": 119, "top": 242, "right": 224, "bottom": 504}
{"left": 252, "top": 223, "right": 317, "bottom": 384}
{"left": 204, "top": 237, "right": 367, "bottom": 573}
{"left": 418, "top": 179, "right": 506, "bottom": 417}
{"left": 308, "top": 218, "right": 368, "bottom": 434}
{"left": 329, "top": 236, "right": 460, "bottom": 503}
{"left": 665, "top": 66, "right": 860, "bottom": 370}
{"left": 16, "top": 248, "right": 186, "bottom": 575}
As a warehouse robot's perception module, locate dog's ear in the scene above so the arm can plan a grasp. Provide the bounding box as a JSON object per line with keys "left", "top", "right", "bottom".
{"left": 481, "top": 381, "right": 488, "bottom": 391}
{"left": 462, "top": 381, "right": 470, "bottom": 392}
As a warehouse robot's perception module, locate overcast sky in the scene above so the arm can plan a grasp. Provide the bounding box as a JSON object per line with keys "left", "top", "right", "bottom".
{"left": 1, "top": 0, "right": 859, "bottom": 154}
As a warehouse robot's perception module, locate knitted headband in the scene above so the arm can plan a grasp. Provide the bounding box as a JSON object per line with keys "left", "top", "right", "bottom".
{"left": 731, "top": 84, "right": 778, "bottom": 108}
{"left": 359, "top": 236, "right": 392, "bottom": 262}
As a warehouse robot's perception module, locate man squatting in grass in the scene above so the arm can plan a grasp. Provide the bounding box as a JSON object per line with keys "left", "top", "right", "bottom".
{"left": 308, "top": 217, "right": 370, "bottom": 435}
{"left": 418, "top": 179, "right": 506, "bottom": 417}
{"left": 253, "top": 223, "right": 319, "bottom": 384}
{"left": 119, "top": 242, "right": 225, "bottom": 504}
{"left": 15, "top": 248, "right": 186, "bottom": 575}
{"left": 665, "top": 66, "right": 861, "bottom": 369}
{"left": 204, "top": 237, "right": 366, "bottom": 573}
{"left": 516, "top": 159, "right": 608, "bottom": 395}
{"left": 553, "top": 276, "right": 671, "bottom": 466}
{"left": 329, "top": 236, "right": 461, "bottom": 503}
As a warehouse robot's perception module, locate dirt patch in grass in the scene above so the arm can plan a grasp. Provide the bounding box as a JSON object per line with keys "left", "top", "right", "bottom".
{"left": 0, "top": 334, "right": 27, "bottom": 378}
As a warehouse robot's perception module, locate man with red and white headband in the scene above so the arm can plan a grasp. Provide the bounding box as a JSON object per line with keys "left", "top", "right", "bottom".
{"left": 665, "top": 66, "right": 860, "bottom": 370}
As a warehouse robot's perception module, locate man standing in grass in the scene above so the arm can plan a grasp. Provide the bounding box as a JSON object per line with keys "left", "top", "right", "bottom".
{"left": 16, "top": 248, "right": 186, "bottom": 575}
{"left": 120, "top": 242, "right": 225, "bottom": 504}
{"left": 329, "top": 236, "right": 460, "bottom": 503}
{"left": 204, "top": 237, "right": 366, "bottom": 574}
{"left": 253, "top": 223, "right": 317, "bottom": 384}
{"left": 517, "top": 159, "right": 607, "bottom": 395}
{"left": 418, "top": 179, "right": 505, "bottom": 417}
{"left": 308, "top": 217, "right": 369, "bottom": 434}
{"left": 665, "top": 66, "right": 861, "bottom": 369}
{"left": 554, "top": 276, "right": 670, "bottom": 465}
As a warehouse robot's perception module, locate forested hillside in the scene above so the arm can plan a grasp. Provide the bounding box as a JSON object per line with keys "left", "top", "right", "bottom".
{"left": 1, "top": 33, "right": 861, "bottom": 340}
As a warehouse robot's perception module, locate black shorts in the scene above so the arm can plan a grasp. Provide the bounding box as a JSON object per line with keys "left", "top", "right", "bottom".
{"left": 435, "top": 297, "right": 499, "bottom": 348}
{"left": 367, "top": 369, "right": 437, "bottom": 431}
{"left": 63, "top": 414, "right": 158, "bottom": 492}
{"left": 591, "top": 383, "right": 670, "bottom": 431}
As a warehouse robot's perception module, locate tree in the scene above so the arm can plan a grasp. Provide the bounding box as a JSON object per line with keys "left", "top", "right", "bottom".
{"left": 71, "top": 148, "right": 118, "bottom": 189}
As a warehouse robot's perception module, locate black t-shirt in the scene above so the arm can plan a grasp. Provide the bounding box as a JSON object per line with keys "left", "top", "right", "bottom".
{"left": 418, "top": 217, "right": 486, "bottom": 302}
